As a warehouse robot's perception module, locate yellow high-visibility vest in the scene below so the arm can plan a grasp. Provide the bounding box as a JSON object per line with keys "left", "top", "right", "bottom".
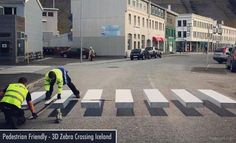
{"left": 0, "top": 83, "right": 28, "bottom": 109}
{"left": 44, "top": 69, "right": 63, "bottom": 94}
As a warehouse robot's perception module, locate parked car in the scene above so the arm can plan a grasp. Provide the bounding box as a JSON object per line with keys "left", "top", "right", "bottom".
{"left": 130, "top": 48, "right": 150, "bottom": 60}
{"left": 145, "top": 47, "right": 162, "bottom": 58}
{"left": 60, "top": 48, "right": 91, "bottom": 59}
{"left": 213, "top": 47, "right": 233, "bottom": 64}
{"left": 226, "top": 47, "right": 236, "bottom": 72}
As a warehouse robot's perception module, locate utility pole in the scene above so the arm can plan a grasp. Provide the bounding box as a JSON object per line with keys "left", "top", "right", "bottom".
{"left": 206, "top": 24, "right": 211, "bottom": 69}
{"left": 53, "top": 0, "right": 55, "bottom": 8}
{"left": 80, "top": 0, "right": 83, "bottom": 63}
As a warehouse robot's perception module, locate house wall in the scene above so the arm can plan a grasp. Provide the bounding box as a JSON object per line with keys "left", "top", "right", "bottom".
{"left": 25, "top": 0, "right": 43, "bottom": 53}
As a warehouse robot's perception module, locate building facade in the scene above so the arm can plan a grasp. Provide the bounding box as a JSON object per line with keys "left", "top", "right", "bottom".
{"left": 42, "top": 8, "right": 72, "bottom": 48}
{"left": 165, "top": 5, "right": 178, "bottom": 53}
{"left": 71, "top": 0, "right": 166, "bottom": 57}
{"left": 176, "top": 13, "right": 236, "bottom": 52}
{"left": 176, "top": 14, "right": 215, "bottom": 52}
{"left": 0, "top": 0, "right": 43, "bottom": 63}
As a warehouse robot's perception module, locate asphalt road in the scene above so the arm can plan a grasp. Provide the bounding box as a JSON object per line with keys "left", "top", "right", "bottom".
{"left": 1, "top": 53, "right": 236, "bottom": 143}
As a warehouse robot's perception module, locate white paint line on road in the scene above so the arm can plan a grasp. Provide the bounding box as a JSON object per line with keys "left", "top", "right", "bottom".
{"left": 147, "top": 74, "right": 156, "bottom": 89}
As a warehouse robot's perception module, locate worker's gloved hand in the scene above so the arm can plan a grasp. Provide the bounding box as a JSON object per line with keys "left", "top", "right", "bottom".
{"left": 32, "top": 113, "right": 38, "bottom": 119}
{"left": 57, "top": 94, "right": 61, "bottom": 99}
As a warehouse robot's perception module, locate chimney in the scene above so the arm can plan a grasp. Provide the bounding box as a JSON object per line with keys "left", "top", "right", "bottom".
{"left": 168, "top": 5, "right": 171, "bottom": 11}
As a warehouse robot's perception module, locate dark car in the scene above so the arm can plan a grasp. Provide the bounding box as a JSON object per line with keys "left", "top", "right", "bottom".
{"left": 226, "top": 47, "right": 236, "bottom": 72}
{"left": 60, "top": 48, "right": 91, "bottom": 59}
{"left": 130, "top": 49, "right": 150, "bottom": 60}
{"left": 145, "top": 47, "right": 162, "bottom": 58}
{"left": 213, "top": 47, "right": 232, "bottom": 64}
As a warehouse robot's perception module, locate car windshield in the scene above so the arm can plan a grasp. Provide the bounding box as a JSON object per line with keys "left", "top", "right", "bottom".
{"left": 214, "top": 48, "right": 225, "bottom": 52}
{"left": 131, "top": 49, "right": 141, "bottom": 52}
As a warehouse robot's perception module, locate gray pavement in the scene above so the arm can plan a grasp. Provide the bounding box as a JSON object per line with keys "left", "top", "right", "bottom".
{"left": 0, "top": 53, "right": 236, "bottom": 143}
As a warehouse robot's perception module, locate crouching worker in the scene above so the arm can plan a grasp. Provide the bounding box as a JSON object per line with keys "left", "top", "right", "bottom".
{"left": 44, "top": 66, "right": 80, "bottom": 100}
{"left": 0, "top": 77, "right": 37, "bottom": 129}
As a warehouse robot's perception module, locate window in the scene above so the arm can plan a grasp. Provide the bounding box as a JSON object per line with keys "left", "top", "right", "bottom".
{"left": 128, "top": 0, "right": 131, "bottom": 5}
{"left": 129, "top": 14, "right": 131, "bottom": 25}
{"left": 178, "top": 20, "right": 181, "bottom": 27}
{"left": 42, "top": 12, "right": 47, "bottom": 16}
{"left": 152, "top": 20, "right": 154, "bottom": 29}
{"left": 0, "top": 33, "right": 11, "bottom": 37}
{"left": 138, "top": 16, "right": 140, "bottom": 26}
{"left": 183, "top": 20, "right": 187, "bottom": 27}
{"left": 146, "top": 19, "right": 148, "bottom": 28}
{"left": 183, "top": 31, "right": 187, "bottom": 38}
{"left": 4, "top": 7, "right": 16, "bottom": 15}
{"left": 155, "top": 21, "right": 158, "bottom": 30}
{"left": 142, "top": 18, "right": 145, "bottom": 27}
{"left": 48, "top": 12, "right": 54, "bottom": 17}
{"left": 178, "top": 31, "right": 182, "bottom": 38}
{"left": 134, "top": 41, "right": 136, "bottom": 49}
{"left": 193, "top": 21, "right": 196, "bottom": 27}
{"left": 128, "top": 34, "right": 132, "bottom": 50}
{"left": 132, "top": 0, "right": 135, "bottom": 6}
{"left": 134, "top": 16, "right": 136, "bottom": 26}
{"left": 159, "top": 22, "right": 162, "bottom": 31}
{"left": 138, "top": 42, "right": 140, "bottom": 49}
{"left": 134, "top": 34, "right": 136, "bottom": 39}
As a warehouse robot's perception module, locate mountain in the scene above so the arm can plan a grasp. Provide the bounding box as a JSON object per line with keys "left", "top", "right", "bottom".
{"left": 40, "top": 0, "right": 236, "bottom": 34}
{"left": 153, "top": 0, "right": 236, "bottom": 28}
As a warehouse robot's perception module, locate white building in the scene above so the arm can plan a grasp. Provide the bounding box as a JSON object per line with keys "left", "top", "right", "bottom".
{"left": 176, "top": 13, "right": 214, "bottom": 52}
{"left": 71, "top": 0, "right": 166, "bottom": 57}
{"left": 42, "top": 8, "right": 72, "bottom": 48}
{"left": 0, "top": 0, "right": 43, "bottom": 63}
{"left": 220, "top": 24, "right": 236, "bottom": 47}
{"left": 176, "top": 13, "right": 236, "bottom": 52}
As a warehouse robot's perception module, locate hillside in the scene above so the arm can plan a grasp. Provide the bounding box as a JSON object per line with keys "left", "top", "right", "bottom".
{"left": 153, "top": 0, "right": 236, "bottom": 28}
{"left": 40, "top": 0, "right": 236, "bottom": 33}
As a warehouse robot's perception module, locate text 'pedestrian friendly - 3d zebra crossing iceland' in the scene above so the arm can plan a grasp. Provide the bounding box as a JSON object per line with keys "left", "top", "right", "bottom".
{"left": 23, "top": 89, "right": 236, "bottom": 118}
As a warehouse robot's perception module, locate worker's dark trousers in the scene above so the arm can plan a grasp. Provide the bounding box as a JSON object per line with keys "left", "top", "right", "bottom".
{"left": 47, "top": 74, "right": 80, "bottom": 97}
{"left": 0, "top": 103, "right": 26, "bottom": 129}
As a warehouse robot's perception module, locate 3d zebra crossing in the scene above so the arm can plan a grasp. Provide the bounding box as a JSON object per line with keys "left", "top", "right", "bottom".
{"left": 23, "top": 89, "right": 236, "bottom": 118}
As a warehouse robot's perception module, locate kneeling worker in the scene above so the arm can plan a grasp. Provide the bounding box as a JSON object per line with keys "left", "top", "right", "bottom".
{"left": 44, "top": 66, "right": 80, "bottom": 100}
{"left": 0, "top": 77, "right": 37, "bottom": 129}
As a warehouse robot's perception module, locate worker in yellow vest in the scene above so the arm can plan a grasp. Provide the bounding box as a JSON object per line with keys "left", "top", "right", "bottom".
{"left": 0, "top": 77, "right": 37, "bottom": 129}
{"left": 44, "top": 66, "right": 80, "bottom": 100}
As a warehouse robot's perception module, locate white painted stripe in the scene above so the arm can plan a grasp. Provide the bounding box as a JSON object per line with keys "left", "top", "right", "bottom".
{"left": 171, "top": 89, "right": 203, "bottom": 108}
{"left": 22, "top": 91, "right": 45, "bottom": 108}
{"left": 115, "top": 89, "right": 133, "bottom": 108}
{"left": 50, "top": 90, "right": 74, "bottom": 109}
{"left": 144, "top": 89, "right": 169, "bottom": 108}
{"left": 198, "top": 89, "right": 236, "bottom": 108}
{"left": 81, "top": 89, "right": 103, "bottom": 108}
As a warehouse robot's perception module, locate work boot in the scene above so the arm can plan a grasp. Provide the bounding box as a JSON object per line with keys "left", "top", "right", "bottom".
{"left": 75, "top": 91, "right": 80, "bottom": 98}
{"left": 45, "top": 96, "right": 51, "bottom": 101}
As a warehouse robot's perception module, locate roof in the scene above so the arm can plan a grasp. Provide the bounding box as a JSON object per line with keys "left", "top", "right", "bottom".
{"left": 44, "top": 8, "right": 59, "bottom": 11}
{"left": 0, "top": 0, "right": 43, "bottom": 11}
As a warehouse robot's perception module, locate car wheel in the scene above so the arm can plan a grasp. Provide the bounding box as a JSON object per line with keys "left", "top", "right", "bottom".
{"left": 218, "top": 60, "right": 223, "bottom": 64}
{"left": 142, "top": 55, "right": 145, "bottom": 60}
{"left": 130, "top": 57, "right": 133, "bottom": 60}
{"left": 230, "top": 63, "right": 236, "bottom": 72}
{"left": 63, "top": 54, "right": 68, "bottom": 58}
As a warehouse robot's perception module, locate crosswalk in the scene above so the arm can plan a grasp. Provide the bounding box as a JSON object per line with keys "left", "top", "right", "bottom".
{"left": 28, "top": 89, "right": 236, "bottom": 116}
